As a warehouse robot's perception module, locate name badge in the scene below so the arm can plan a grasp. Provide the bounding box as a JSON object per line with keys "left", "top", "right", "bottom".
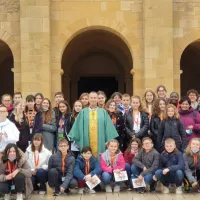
{"left": 11, "top": 185, "right": 15, "bottom": 190}
{"left": 62, "top": 176, "right": 65, "bottom": 182}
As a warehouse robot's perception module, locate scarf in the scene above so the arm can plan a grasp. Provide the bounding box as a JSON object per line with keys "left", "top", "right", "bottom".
{"left": 101, "top": 149, "right": 119, "bottom": 168}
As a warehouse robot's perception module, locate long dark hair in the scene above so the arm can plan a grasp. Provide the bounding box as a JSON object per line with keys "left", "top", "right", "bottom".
{"left": 31, "top": 133, "right": 43, "bottom": 152}
{"left": 58, "top": 100, "right": 71, "bottom": 119}
{"left": 2, "top": 144, "right": 21, "bottom": 162}
{"left": 152, "top": 98, "right": 167, "bottom": 117}
{"left": 42, "top": 98, "right": 53, "bottom": 124}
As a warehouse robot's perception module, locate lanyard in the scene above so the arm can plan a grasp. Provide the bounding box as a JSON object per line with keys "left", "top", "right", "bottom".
{"left": 85, "top": 160, "right": 90, "bottom": 175}
{"left": 193, "top": 154, "right": 198, "bottom": 177}
{"left": 7, "top": 161, "right": 16, "bottom": 174}
{"left": 25, "top": 109, "right": 36, "bottom": 126}
{"left": 62, "top": 156, "right": 66, "bottom": 174}
{"left": 34, "top": 151, "right": 39, "bottom": 168}
{"left": 59, "top": 118, "right": 65, "bottom": 129}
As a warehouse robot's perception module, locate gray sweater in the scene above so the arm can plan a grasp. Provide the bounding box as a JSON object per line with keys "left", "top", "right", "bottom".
{"left": 132, "top": 148, "right": 160, "bottom": 176}
{"left": 183, "top": 153, "right": 200, "bottom": 184}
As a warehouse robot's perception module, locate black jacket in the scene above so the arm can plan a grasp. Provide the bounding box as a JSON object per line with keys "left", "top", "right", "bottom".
{"left": 124, "top": 110, "right": 149, "bottom": 140}
{"left": 157, "top": 118, "right": 187, "bottom": 153}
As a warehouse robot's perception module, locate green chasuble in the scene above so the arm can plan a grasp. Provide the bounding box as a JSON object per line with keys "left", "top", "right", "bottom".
{"left": 68, "top": 107, "right": 118, "bottom": 157}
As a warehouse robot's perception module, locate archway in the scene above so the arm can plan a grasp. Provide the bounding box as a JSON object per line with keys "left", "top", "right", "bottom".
{"left": 180, "top": 39, "right": 200, "bottom": 96}
{"left": 61, "top": 29, "right": 133, "bottom": 104}
{"left": 0, "top": 40, "right": 14, "bottom": 97}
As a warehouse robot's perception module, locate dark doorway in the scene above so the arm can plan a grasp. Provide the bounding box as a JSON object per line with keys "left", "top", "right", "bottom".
{"left": 0, "top": 41, "right": 14, "bottom": 97}
{"left": 78, "top": 77, "right": 118, "bottom": 99}
{"left": 180, "top": 40, "right": 200, "bottom": 96}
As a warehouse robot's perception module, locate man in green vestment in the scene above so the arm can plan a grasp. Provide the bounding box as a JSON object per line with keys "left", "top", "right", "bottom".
{"left": 68, "top": 92, "right": 118, "bottom": 157}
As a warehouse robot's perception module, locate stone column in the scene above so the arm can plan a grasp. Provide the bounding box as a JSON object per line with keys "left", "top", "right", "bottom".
{"left": 143, "top": 0, "right": 174, "bottom": 93}
{"left": 20, "top": 0, "right": 51, "bottom": 98}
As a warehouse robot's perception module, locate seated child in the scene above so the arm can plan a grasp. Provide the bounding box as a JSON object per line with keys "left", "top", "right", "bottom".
{"left": 124, "top": 138, "right": 141, "bottom": 187}
{"left": 100, "top": 139, "right": 125, "bottom": 193}
{"left": 132, "top": 137, "right": 159, "bottom": 193}
{"left": 183, "top": 137, "right": 200, "bottom": 192}
{"left": 154, "top": 138, "right": 184, "bottom": 194}
{"left": 48, "top": 138, "right": 77, "bottom": 196}
{"left": 74, "top": 146, "right": 102, "bottom": 194}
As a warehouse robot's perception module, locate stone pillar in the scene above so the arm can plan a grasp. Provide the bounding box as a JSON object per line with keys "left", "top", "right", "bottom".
{"left": 20, "top": 0, "right": 51, "bottom": 98}
{"left": 143, "top": 0, "right": 174, "bottom": 93}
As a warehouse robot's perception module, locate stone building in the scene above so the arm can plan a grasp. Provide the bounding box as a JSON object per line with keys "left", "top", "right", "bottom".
{"left": 0, "top": 0, "right": 200, "bottom": 103}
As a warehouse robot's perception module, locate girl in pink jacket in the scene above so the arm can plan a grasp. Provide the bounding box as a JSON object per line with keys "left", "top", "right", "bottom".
{"left": 100, "top": 139, "right": 125, "bottom": 193}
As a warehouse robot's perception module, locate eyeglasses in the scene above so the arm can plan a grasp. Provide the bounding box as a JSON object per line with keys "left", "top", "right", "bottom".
{"left": 59, "top": 145, "right": 68, "bottom": 148}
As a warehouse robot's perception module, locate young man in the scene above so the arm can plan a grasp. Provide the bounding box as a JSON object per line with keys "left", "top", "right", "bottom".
{"left": 131, "top": 137, "right": 159, "bottom": 193}
{"left": 13, "top": 92, "right": 22, "bottom": 107}
{"left": 154, "top": 138, "right": 184, "bottom": 194}
{"left": 1, "top": 94, "right": 14, "bottom": 118}
{"left": 118, "top": 93, "right": 131, "bottom": 115}
{"left": 54, "top": 92, "right": 64, "bottom": 121}
{"left": 187, "top": 89, "right": 199, "bottom": 109}
{"left": 48, "top": 138, "right": 77, "bottom": 196}
{"left": 0, "top": 105, "right": 19, "bottom": 152}
{"left": 69, "top": 91, "right": 118, "bottom": 157}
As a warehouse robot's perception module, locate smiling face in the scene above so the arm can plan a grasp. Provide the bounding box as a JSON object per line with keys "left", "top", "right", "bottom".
{"left": 165, "top": 141, "right": 176, "bottom": 153}
{"left": 13, "top": 94, "right": 22, "bottom": 105}
{"left": 81, "top": 151, "right": 92, "bottom": 160}
{"left": 157, "top": 87, "right": 167, "bottom": 98}
{"left": 180, "top": 100, "right": 190, "bottom": 111}
{"left": 107, "top": 141, "right": 118, "bottom": 154}
{"left": 42, "top": 99, "right": 50, "bottom": 111}
{"left": 113, "top": 95, "right": 122, "bottom": 105}
{"left": 35, "top": 95, "right": 43, "bottom": 106}
{"left": 74, "top": 101, "right": 82, "bottom": 113}
{"left": 98, "top": 94, "right": 106, "bottom": 106}
{"left": 122, "top": 97, "right": 130, "bottom": 107}
{"left": 131, "top": 98, "right": 140, "bottom": 110}
{"left": 16, "top": 102, "right": 25, "bottom": 113}
{"left": 108, "top": 102, "right": 116, "bottom": 113}
{"left": 190, "top": 139, "right": 200, "bottom": 151}
{"left": 89, "top": 93, "right": 98, "bottom": 107}
{"left": 159, "top": 100, "right": 166, "bottom": 111}
{"left": 145, "top": 92, "right": 154, "bottom": 103}
{"left": 59, "top": 102, "right": 68, "bottom": 114}
{"left": 8, "top": 147, "right": 16, "bottom": 160}
{"left": 188, "top": 92, "right": 197, "bottom": 103}
{"left": 167, "top": 107, "right": 175, "bottom": 118}
{"left": 2, "top": 95, "right": 12, "bottom": 108}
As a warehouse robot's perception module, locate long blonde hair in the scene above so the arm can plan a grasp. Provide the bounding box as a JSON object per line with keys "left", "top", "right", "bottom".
{"left": 13, "top": 100, "right": 26, "bottom": 123}
{"left": 163, "top": 104, "right": 179, "bottom": 120}
{"left": 142, "top": 90, "right": 157, "bottom": 113}
{"left": 185, "top": 138, "right": 200, "bottom": 156}
{"left": 131, "top": 95, "right": 143, "bottom": 112}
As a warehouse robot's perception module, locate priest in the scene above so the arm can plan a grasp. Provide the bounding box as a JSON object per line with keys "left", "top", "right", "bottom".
{"left": 68, "top": 91, "right": 118, "bottom": 157}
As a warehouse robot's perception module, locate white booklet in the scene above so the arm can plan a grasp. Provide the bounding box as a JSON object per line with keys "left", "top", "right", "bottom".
{"left": 86, "top": 175, "right": 101, "bottom": 189}
{"left": 114, "top": 171, "right": 128, "bottom": 182}
{"left": 132, "top": 178, "right": 146, "bottom": 188}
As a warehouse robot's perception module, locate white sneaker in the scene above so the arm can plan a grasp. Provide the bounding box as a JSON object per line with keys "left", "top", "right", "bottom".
{"left": 162, "top": 186, "right": 169, "bottom": 194}
{"left": 105, "top": 185, "right": 112, "bottom": 193}
{"left": 113, "top": 185, "right": 120, "bottom": 193}
{"left": 39, "top": 191, "right": 46, "bottom": 195}
{"left": 78, "top": 188, "right": 84, "bottom": 194}
{"left": 176, "top": 186, "right": 183, "bottom": 194}
{"left": 88, "top": 189, "right": 96, "bottom": 194}
{"left": 4, "top": 194, "right": 10, "bottom": 200}
{"left": 16, "top": 193, "right": 23, "bottom": 200}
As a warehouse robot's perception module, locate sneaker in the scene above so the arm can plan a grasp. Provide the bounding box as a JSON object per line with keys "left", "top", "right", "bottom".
{"left": 38, "top": 191, "right": 46, "bottom": 195}
{"left": 78, "top": 188, "right": 84, "bottom": 194}
{"left": 88, "top": 189, "right": 96, "bottom": 194}
{"left": 4, "top": 194, "right": 10, "bottom": 200}
{"left": 105, "top": 185, "right": 112, "bottom": 193}
{"left": 53, "top": 192, "right": 60, "bottom": 196}
{"left": 162, "top": 186, "right": 169, "bottom": 194}
{"left": 113, "top": 185, "right": 120, "bottom": 193}
{"left": 16, "top": 193, "right": 23, "bottom": 200}
{"left": 176, "top": 186, "right": 182, "bottom": 194}
{"left": 137, "top": 187, "right": 146, "bottom": 194}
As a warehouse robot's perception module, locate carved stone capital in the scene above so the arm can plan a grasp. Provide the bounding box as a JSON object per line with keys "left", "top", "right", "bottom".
{"left": 0, "top": 0, "right": 20, "bottom": 13}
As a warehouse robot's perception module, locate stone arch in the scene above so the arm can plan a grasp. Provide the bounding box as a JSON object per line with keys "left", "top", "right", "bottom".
{"left": 51, "top": 18, "right": 138, "bottom": 99}
{"left": 0, "top": 29, "right": 21, "bottom": 92}
{"left": 174, "top": 30, "right": 200, "bottom": 95}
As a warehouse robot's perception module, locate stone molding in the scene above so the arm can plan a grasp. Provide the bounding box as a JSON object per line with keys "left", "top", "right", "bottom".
{"left": 0, "top": 0, "right": 20, "bottom": 13}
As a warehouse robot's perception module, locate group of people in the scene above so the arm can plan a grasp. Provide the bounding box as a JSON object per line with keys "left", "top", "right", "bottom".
{"left": 0, "top": 85, "right": 200, "bottom": 199}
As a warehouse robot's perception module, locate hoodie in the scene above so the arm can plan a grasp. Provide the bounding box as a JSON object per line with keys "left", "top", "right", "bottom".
{"left": 0, "top": 119, "right": 19, "bottom": 152}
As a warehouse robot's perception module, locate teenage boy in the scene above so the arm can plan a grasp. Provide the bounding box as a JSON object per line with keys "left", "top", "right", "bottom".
{"left": 13, "top": 92, "right": 23, "bottom": 107}
{"left": 74, "top": 146, "right": 102, "bottom": 194}
{"left": 131, "top": 137, "right": 159, "bottom": 193}
{"left": 118, "top": 94, "right": 131, "bottom": 115}
{"left": 54, "top": 92, "right": 64, "bottom": 121}
{"left": 154, "top": 138, "right": 184, "bottom": 194}
{"left": 48, "top": 138, "right": 77, "bottom": 196}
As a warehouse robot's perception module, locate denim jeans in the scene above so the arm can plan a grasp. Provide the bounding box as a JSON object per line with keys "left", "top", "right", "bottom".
{"left": 155, "top": 169, "right": 184, "bottom": 187}
{"left": 131, "top": 164, "right": 155, "bottom": 185}
{"left": 31, "top": 168, "right": 48, "bottom": 191}
{"left": 101, "top": 172, "right": 120, "bottom": 186}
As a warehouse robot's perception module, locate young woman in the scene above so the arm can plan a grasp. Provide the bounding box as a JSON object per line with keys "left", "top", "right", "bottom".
{"left": 10, "top": 100, "right": 30, "bottom": 152}
{"left": 79, "top": 93, "right": 89, "bottom": 108}
{"left": 100, "top": 139, "right": 125, "bottom": 193}
{"left": 35, "top": 93, "right": 44, "bottom": 111}
{"left": 70, "top": 100, "right": 83, "bottom": 128}
{"left": 125, "top": 95, "right": 149, "bottom": 141}
{"left": 124, "top": 138, "right": 141, "bottom": 188}
{"left": 179, "top": 97, "right": 200, "bottom": 142}
{"left": 150, "top": 98, "right": 167, "bottom": 150}
{"left": 24, "top": 95, "right": 42, "bottom": 138}
{"left": 183, "top": 138, "right": 200, "bottom": 192}
{"left": 0, "top": 144, "right": 33, "bottom": 200}
{"left": 142, "top": 90, "right": 157, "bottom": 117}
{"left": 74, "top": 146, "right": 102, "bottom": 194}
{"left": 26, "top": 133, "right": 51, "bottom": 195}
{"left": 97, "top": 91, "right": 106, "bottom": 109}
{"left": 169, "top": 92, "right": 179, "bottom": 108}
{"left": 105, "top": 99, "right": 126, "bottom": 152}
{"left": 156, "top": 85, "right": 168, "bottom": 101}
{"left": 56, "top": 100, "right": 71, "bottom": 148}
{"left": 41, "top": 98, "right": 57, "bottom": 151}
{"left": 157, "top": 104, "right": 187, "bottom": 153}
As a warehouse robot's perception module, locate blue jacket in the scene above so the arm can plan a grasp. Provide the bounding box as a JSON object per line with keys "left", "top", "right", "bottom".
{"left": 159, "top": 150, "right": 185, "bottom": 172}
{"left": 73, "top": 155, "right": 102, "bottom": 180}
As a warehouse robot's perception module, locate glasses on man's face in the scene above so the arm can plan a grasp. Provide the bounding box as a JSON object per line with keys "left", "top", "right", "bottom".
{"left": 59, "top": 145, "right": 68, "bottom": 148}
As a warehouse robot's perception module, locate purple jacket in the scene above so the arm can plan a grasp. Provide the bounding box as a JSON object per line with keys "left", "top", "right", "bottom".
{"left": 179, "top": 108, "right": 200, "bottom": 141}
